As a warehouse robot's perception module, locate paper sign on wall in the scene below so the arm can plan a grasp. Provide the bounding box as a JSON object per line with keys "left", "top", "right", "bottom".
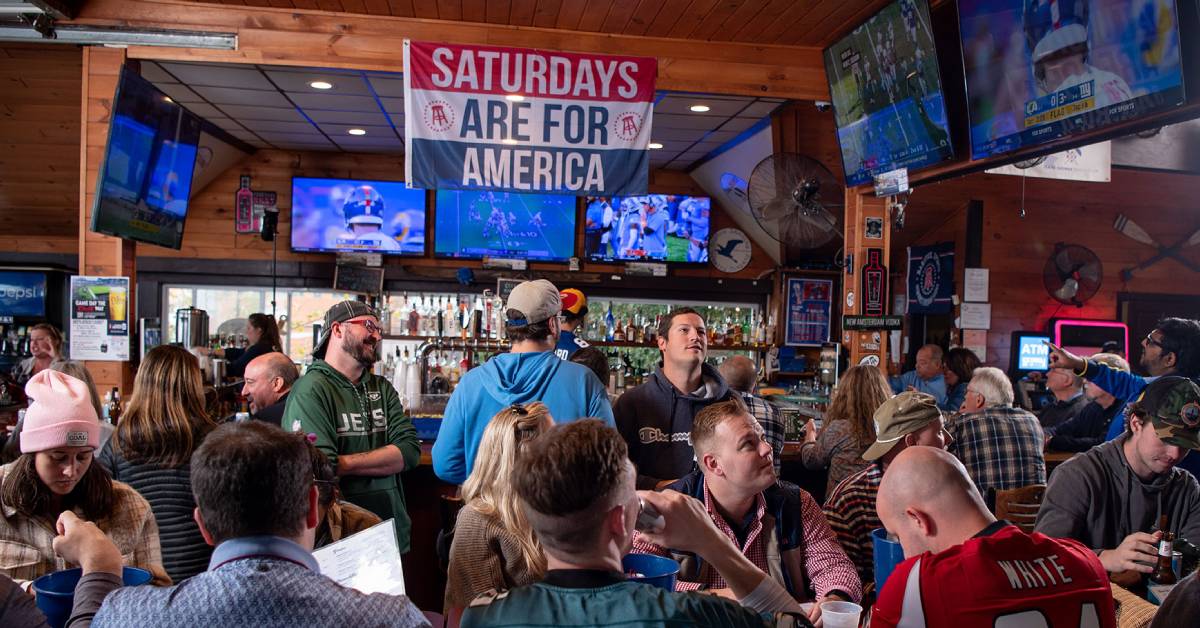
{"left": 69, "top": 276, "right": 130, "bottom": 361}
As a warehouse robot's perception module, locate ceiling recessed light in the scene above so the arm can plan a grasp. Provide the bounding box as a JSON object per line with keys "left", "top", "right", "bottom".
{"left": 163, "top": 96, "right": 173, "bottom": 103}
{"left": 309, "top": 81, "right": 333, "bottom": 90}
{"left": 689, "top": 104, "right": 711, "bottom": 113}
{"left": 502, "top": 138, "right": 519, "bottom": 145}
{"left": 347, "top": 128, "right": 367, "bottom": 136}
{"left": 505, "top": 94, "right": 525, "bottom": 102}
{"left": 648, "top": 142, "right": 663, "bottom": 149}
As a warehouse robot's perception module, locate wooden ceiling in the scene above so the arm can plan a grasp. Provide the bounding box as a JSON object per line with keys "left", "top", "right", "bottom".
{"left": 179, "top": 0, "right": 891, "bottom": 47}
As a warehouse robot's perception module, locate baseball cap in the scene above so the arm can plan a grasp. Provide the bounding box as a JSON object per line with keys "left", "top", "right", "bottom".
{"left": 1137, "top": 376, "right": 1200, "bottom": 450}
{"left": 506, "top": 279, "right": 561, "bottom": 326}
{"left": 560, "top": 288, "right": 588, "bottom": 317}
{"left": 862, "top": 391, "right": 943, "bottom": 461}
{"left": 313, "top": 300, "right": 377, "bottom": 360}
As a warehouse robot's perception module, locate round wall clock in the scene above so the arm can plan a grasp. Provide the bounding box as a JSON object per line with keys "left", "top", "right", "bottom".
{"left": 708, "top": 227, "right": 752, "bottom": 273}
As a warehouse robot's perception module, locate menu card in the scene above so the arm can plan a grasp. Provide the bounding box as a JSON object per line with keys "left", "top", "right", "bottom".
{"left": 312, "top": 518, "right": 406, "bottom": 596}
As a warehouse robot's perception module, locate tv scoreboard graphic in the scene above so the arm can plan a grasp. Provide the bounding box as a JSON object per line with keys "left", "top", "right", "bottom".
{"left": 1024, "top": 81, "right": 1094, "bottom": 128}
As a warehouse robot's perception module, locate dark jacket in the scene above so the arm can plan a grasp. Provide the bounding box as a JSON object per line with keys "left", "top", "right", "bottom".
{"left": 1035, "top": 434, "right": 1200, "bottom": 550}
{"left": 1037, "top": 392, "right": 1089, "bottom": 429}
{"left": 225, "top": 342, "right": 274, "bottom": 379}
{"left": 1046, "top": 399, "right": 1121, "bottom": 453}
{"left": 614, "top": 364, "right": 732, "bottom": 489}
{"left": 254, "top": 392, "right": 289, "bottom": 427}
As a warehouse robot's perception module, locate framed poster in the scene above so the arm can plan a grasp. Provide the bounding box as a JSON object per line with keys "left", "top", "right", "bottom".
{"left": 69, "top": 276, "right": 130, "bottom": 361}
{"left": 785, "top": 277, "right": 833, "bottom": 347}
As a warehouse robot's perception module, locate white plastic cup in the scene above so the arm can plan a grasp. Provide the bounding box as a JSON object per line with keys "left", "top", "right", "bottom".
{"left": 820, "top": 600, "right": 863, "bottom": 628}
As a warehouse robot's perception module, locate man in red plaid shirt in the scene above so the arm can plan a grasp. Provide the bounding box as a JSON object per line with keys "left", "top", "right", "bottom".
{"left": 633, "top": 398, "right": 861, "bottom": 626}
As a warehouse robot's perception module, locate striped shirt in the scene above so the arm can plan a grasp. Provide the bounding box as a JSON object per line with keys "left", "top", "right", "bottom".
{"left": 99, "top": 443, "right": 212, "bottom": 582}
{"left": 740, "top": 394, "right": 785, "bottom": 474}
{"left": 632, "top": 476, "right": 861, "bottom": 602}
{"left": 946, "top": 406, "right": 1046, "bottom": 494}
{"left": 823, "top": 463, "right": 883, "bottom": 584}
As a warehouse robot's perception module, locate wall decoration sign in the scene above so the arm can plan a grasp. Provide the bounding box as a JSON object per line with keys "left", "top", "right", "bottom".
{"left": 865, "top": 216, "right": 884, "bottom": 239}
{"left": 403, "top": 41, "right": 657, "bottom": 195}
{"left": 906, "top": 242, "right": 955, "bottom": 315}
{"left": 785, "top": 277, "right": 833, "bottom": 347}
{"left": 69, "top": 276, "right": 130, "bottom": 361}
{"left": 861, "top": 248, "right": 887, "bottom": 317}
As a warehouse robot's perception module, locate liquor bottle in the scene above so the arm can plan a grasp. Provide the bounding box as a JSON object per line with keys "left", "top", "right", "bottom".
{"left": 605, "top": 304, "right": 616, "bottom": 342}
{"left": 634, "top": 316, "right": 646, "bottom": 344}
{"left": 1152, "top": 531, "right": 1177, "bottom": 584}
{"left": 235, "top": 175, "right": 255, "bottom": 232}
{"left": 613, "top": 316, "right": 626, "bottom": 341}
{"left": 484, "top": 290, "right": 495, "bottom": 339}
{"left": 381, "top": 296, "right": 392, "bottom": 336}
{"left": 460, "top": 302, "right": 470, "bottom": 340}
{"left": 109, "top": 388, "right": 122, "bottom": 423}
{"left": 407, "top": 295, "right": 420, "bottom": 336}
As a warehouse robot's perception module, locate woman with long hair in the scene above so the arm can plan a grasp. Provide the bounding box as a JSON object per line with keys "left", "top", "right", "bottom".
{"left": 11, "top": 323, "right": 63, "bottom": 385}
{"left": 942, "top": 348, "right": 982, "bottom": 412}
{"left": 98, "top": 345, "right": 217, "bottom": 582}
{"left": 0, "top": 370, "right": 167, "bottom": 585}
{"left": 226, "top": 313, "right": 283, "bottom": 378}
{"left": 801, "top": 365, "right": 893, "bottom": 494}
{"left": 445, "top": 403, "right": 553, "bottom": 618}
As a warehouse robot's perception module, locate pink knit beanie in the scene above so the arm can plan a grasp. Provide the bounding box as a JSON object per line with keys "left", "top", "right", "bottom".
{"left": 21, "top": 370, "right": 101, "bottom": 453}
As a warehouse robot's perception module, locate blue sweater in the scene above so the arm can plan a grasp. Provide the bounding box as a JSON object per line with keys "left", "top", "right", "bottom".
{"left": 889, "top": 371, "right": 947, "bottom": 407}
{"left": 432, "top": 351, "right": 614, "bottom": 484}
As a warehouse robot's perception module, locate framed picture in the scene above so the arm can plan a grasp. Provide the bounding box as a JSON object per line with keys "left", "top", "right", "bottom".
{"left": 784, "top": 277, "right": 833, "bottom": 347}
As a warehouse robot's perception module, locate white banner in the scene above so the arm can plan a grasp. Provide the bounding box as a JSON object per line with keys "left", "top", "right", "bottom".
{"left": 987, "top": 142, "right": 1111, "bottom": 182}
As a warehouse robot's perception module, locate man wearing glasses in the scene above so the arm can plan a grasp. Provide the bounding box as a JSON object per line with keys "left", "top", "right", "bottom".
{"left": 283, "top": 300, "right": 421, "bottom": 551}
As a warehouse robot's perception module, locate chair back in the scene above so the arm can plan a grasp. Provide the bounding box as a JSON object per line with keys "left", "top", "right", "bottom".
{"left": 993, "top": 484, "right": 1046, "bottom": 533}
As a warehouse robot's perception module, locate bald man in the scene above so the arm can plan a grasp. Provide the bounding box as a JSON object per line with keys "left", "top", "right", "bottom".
{"left": 719, "top": 355, "right": 784, "bottom": 473}
{"left": 241, "top": 352, "right": 299, "bottom": 426}
{"left": 871, "top": 447, "right": 1115, "bottom": 627}
{"left": 889, "top": 344, "right": 948, "bottom": 407}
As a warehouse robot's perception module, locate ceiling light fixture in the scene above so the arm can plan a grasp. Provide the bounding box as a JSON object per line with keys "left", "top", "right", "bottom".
{"left": 347, "top": 128, "right": 367, "bottom": 136}
{"left": 689, "top": 105, "right": 711, "bottom": 113}
{"left": 502, "top": 138, "right": 519, "bottom": 145}
{"left": 505, "top": 94, "right": 525, "bottom": 102}
{"left": 648, "top": 142, "right": 663, "bottom": 149}
{"left": 309, "top": 81, "right": 333, "bottom": 90}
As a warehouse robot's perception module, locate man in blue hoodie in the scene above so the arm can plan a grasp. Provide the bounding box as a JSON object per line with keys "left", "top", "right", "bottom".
{"left": 432, "top": 279, "right": 614, "bottom": 485}
{"left": 615, "top": 307, "right": 733, "bottom": 489}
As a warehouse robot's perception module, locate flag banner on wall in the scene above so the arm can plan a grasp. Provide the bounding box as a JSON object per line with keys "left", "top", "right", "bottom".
{"left": 907, "top": 242, "right": 955, "bottom": 315}
{"left": 403, "top": 40, "right": 656, "bottom": 196}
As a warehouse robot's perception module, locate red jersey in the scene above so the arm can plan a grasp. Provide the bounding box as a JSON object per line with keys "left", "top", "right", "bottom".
{"left": 872, "top": 522, "right": 1115, "bottom": 628}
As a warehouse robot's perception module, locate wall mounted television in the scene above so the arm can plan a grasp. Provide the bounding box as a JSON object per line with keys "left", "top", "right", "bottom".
{"left": 958, "top": 0, "right": 1185, "bottom": 160}
{"left": 823, "top": 0, "right": 955, "bottom": 186}
{"left": 434, "top": 190, "right": 577, "bottom": 261}
{"left": 91, "top": 66, "right": 202, "bottom": 250}
{"left": 290, "top": 177, "right": 427, "bottom": 256}
{"left": 584, "top": 195, "right": 711, "bottom": 263}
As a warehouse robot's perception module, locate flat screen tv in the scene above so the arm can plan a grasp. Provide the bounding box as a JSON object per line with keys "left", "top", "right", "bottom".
{"left": 584, "top": 195, "right": 711, "bottom": 263}
{"left": 434, "top": 190, "right": 577, "bottom": 261}
{"left": 290, "top": 178, "right": 427, "bottom": 255}
{"left": 823, "top": 0, "right": 954, "bottom": 186}
{"left": 92, "top": 67, "right": 201, "bottom": 250}
{"left": 958, "top": 0, "right": 1185, "bottom": 160}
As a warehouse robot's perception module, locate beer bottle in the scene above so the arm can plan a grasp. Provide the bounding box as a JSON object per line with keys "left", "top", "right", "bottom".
{"left": 1152, "top": 514, "right": 1177, "bottom": 585}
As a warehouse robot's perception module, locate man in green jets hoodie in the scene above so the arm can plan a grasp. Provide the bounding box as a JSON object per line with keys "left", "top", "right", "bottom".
{"left": 283, "top": 300, "right": 420, "bottom": 552}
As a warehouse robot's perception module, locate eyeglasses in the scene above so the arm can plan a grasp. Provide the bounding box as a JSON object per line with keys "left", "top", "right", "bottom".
{"left": 1144, "top": 332, "right": 1164, "bottom": 349}
{"left": 340, "top": 319, "right": 382, "bottom": 335}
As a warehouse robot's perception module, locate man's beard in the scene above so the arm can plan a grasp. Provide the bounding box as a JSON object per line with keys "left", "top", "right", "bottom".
{"left": 343, "top": 334, "right": 379, "bottom": 368}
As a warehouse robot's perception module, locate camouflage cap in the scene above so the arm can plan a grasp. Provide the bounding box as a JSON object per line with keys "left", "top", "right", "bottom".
{"left": 1138, "top": 376, "right": 1200, "bottom": 450}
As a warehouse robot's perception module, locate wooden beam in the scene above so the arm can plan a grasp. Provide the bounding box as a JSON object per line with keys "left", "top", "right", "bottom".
{"left": 66, "top": 0, "right": 829, "bottom": 99}
{"left": 842, "top": 189, "right": 891, "bottom": 370}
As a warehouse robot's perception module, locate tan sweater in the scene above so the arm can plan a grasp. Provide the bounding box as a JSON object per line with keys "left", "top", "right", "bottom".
{"left": 443, "top": 504, "right": 537, "bottom": 611}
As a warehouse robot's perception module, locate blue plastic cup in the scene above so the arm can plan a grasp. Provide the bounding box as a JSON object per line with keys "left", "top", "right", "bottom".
{"left": 33, "top": 567, "right": 152, "bottom": 628}
{"left": 872, "top": 528, "right": 906, "bottom": 592}
{"left": 622, "top": 553, "right": 680, "bottom": 591}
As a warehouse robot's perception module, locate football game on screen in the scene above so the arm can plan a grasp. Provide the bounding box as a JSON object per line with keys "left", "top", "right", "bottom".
{"left": 433, "top": 190, "right": 577, "bottom": 261}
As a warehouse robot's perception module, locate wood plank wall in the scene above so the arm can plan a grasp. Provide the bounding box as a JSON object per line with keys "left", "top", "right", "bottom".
{"left": 898, "top": 167, "right": 1200, "bottom": 365}
{"left": 0, "top": 44, "right": 82, "bottom": 255}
